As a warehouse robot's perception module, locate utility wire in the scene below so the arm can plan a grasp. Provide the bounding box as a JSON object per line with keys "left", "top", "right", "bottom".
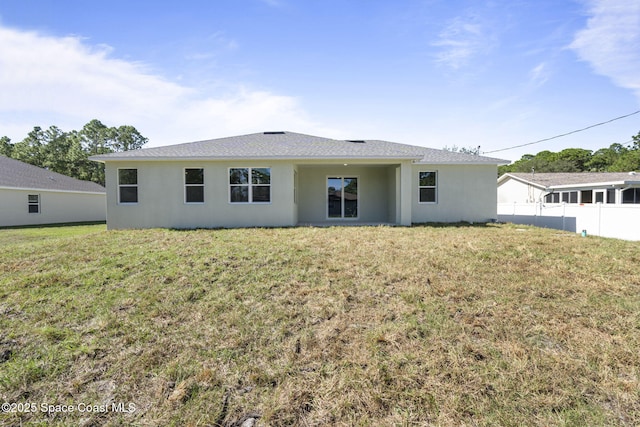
{"left": 483, "top": 109, "right": 640, "bottom": 154}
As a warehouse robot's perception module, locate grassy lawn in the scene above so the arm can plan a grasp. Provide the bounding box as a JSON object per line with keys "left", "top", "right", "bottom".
{"left": 0, "top": 223, "right": 638, "bottom": 426}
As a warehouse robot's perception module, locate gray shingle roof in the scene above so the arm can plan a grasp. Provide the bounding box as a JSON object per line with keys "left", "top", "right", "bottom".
{"left": 90, "top": 131, "right": 507, "bottom": 164}
{"left": 0, "top": 156, "right": 106, "bottom": 193}
{"left": 503, "top": 172, "right": 640, "bottom": 188}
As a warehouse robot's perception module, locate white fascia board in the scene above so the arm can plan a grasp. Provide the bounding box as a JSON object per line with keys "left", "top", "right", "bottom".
{"left": 414, "top": 160, "right": 507, "bottom": 165}
{"left": 549, "top": 181, "right": 638, "bottom": 190}
{"left": 91, "top": 155, "right": 425, "bottom": 162}
{"left": 0, "top": 186, "right": 105, "bottom": 195}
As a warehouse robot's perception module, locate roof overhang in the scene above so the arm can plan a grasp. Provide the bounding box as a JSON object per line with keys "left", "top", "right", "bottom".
{"left": 550, "top": 180, "right": 640, "bottom": 190}
{"left": 415, "top": 160, "right": 508, "bottom": 165}
{"left": 89, "top": 155, "right": 425, "bottom": 163}
{"left": 497, "top": 173, "right": 640, "bottom": 190}
{"left": 0, "top": 185, "right": 106, "bottom": 195}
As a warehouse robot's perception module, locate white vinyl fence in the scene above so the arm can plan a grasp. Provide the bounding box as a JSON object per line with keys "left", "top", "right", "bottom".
{"left": 497, "top": 203, "right": 640, "bottom": 241}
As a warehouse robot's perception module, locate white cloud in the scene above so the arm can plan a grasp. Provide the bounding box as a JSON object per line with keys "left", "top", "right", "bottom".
{"left": 432, "top": 13, "right": 496, "bottom": 70}
{"left": 529, "top": 62, "right": 549, "bottom": 87}
{"left": 570, "top": 0, "right": 640, "bottom": 99}
{"left": 0, "top": 24, "right": 326, "bottom": 146}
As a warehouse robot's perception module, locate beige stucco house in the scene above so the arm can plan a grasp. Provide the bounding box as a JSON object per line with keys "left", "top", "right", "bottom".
{"left": 0, "top": 155, "right": 106, "bottom": 227}
{"left": 90, "top": 131, "right": 506, "bottom": 229}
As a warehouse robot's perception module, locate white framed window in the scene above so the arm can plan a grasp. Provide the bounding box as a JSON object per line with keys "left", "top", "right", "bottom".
{"left": 561, "top": 191, "right": 578, "bottom": 204}
{"left": 118, "top": 168, "right": 138, "bottom": 204}
{"left": 28, "top": 194, "right": 40, "bottom": 213}
{"left": 327, "top": 176, "right": 358, "bottom": 219}
{"left": 418, "top": 171, "right": 437, "bottom": 203}
{"left": 580, "top": 190, "right": 593, "bottom": 204}
{"left": 544, "top": 192, "right": 560, "bottom": 203}
{"left": 606, "top": 188, "right": 616, "bottom": 204}
{"left": 622, "top": 188, "right": 640, "bottom": 204}
{"left": 229, "top": 167, "right": 271, "bottom": 203}
{"left": 185, "top": 168, "right": 204, "bottom": 203}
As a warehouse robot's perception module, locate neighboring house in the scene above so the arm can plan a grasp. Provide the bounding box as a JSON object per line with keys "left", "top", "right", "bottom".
{"left": 0, "top": 155, "right": 106, "bottom": 227}
{"left": 497, "top": 172, "right": 640, "bottom": 240}
{"left": 498, "top": 172, "right": 640, "bottom": 205}
{"left": 90, "top": 131, "right": 507, "bottom": 229}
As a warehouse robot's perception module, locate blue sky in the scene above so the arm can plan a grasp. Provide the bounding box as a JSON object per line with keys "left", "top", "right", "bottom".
{"left": 0, "top": 0, "right": 639, "bottom": 161}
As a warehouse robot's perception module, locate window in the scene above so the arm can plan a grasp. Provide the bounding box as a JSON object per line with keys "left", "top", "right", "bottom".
{"left": 185, "top": 168, "right": 204, "bottom": 203}
{"left": 28, "top": 194, "right": 40, "bottom": 213}
{"left": 419, "top": 171, "right": 437, "bottom": 203}
{"left": 594, "top": 191, "right": 604, "bottom": 204}
{"left": 580, "top": 190, "right": 593, "bottom": 204}
{"left": 569, "top": 191, "right": 578, "bottom": 203}
{"left": 328, "top": 177, "right": 358, "bottom": 218}
{"left": 229, "top": 168, "right": 271, "bottom": 203}
{"left": 606, "top": 188, "right": 616, "bottom": 204}
{"left": 118, "top": 169, "right": 138, "bottom": 203}
{"left": 544, "top": 193, "right": 560, "bottom": 203}
{"left": 560, "top": 191, "right": 578, "bottom": 203}
{"left": 622, "top": 188, "right": 640, "bottom": 204}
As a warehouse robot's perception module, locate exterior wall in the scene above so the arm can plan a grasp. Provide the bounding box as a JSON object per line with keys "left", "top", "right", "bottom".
{"left": 104, "top": 160, "right": 296, "bottom": 229}
{"left": 0, "top": 188, "right": 105, "bottom": 227}
{"left": 297, "top": 165, "right": 394, "bottom": 224}
{"left": 102, "top": 160, "right": 500, "bottom": 229}
{"left": 497, "top": 177, "right": 544, "bottom": 203}
{"left": 411, "top": 164, "right": 498, "bottom": 223}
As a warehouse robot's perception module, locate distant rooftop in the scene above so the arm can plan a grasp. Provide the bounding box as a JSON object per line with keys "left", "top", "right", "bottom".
{"left": 90, "top": 131, "right": 508, "bottom": 165}
{"left": 0, "top": 156, "right": 105, "bottom": 193}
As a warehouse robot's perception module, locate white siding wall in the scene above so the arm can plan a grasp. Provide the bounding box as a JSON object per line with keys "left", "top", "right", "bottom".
{"left": 411, "top": 164, "right": 498, "bottom": 223}
{"left": 0, "top": 188, "right": 106, "bottom": 227}
{"left": 497, "top": 178, "right": 544, "bottom": 203}
{"left": 104, "top": 161, "right": 296, "bottom": 229}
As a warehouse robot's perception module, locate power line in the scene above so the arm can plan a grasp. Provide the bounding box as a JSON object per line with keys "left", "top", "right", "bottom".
{"left": 483, "top": 110, "right": 640, "bottom": 154}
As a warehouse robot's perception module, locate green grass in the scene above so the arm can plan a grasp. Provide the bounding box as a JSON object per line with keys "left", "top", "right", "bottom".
{"left": 0, "top": 223, "right": 639, "bottom": 426}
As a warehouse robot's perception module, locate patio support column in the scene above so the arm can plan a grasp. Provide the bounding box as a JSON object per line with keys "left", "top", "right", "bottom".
{"left": 399, "top": 160, "right": 412, "bottom": 226}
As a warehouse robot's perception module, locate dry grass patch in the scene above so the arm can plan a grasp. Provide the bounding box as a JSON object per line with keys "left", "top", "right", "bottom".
{"left": 0, "top": 223, "right": 639, "bottom": 426}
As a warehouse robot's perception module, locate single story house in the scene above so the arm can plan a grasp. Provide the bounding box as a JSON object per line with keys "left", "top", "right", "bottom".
{"left": 0, "top": 155, "right": 106, "bottom": 227}
{"left": 90, "top": 131, "right": 507, "bottom": 229}
{"left": 498, "top": 172, "right": 640, "bottom": 205}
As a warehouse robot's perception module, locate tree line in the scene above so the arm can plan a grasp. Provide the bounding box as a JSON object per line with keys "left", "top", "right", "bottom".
{"left": 498, "top": 130, "right": 640, "bottom": 176}
{"left": 0, "top": 119, "right": 147, "bottom": 186}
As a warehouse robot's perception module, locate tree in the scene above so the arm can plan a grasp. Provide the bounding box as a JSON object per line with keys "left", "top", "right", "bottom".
{"left": 443, "top": 145, "right": 481, "bottom": 155}
{"left": 632, "top": 130, "right": 640, "bottom": 150}
{"left": 0, "top": 136, "right": 12, "bottom": 157}
{"left": 586, "top": 143, "right": 628, "bottom": 171}
{"left": 112, "top": 125, "right": 148, "bottom": 151}
{"left": 557, "top": 148, "right": 592, "bottom": 171}
{"left": 11, "top": 126, "right": 47, "bottom": 167}
{"left": 609, "top": 150, "right": 640, "bottom": 172}
{"left": 77, "top": 119, "right": 148, "bottom": 185}
{"left": 2, "top": 120, "right": 147, "bottom": 185}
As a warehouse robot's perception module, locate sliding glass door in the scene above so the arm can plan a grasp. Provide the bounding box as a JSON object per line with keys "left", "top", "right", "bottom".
{"left": 328, "top": 177, "right": 358, "bottom": 219}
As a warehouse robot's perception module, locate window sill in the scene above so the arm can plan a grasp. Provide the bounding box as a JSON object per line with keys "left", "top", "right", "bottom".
{"left": 229, "top": 202, "right": 272, "bottom": 205}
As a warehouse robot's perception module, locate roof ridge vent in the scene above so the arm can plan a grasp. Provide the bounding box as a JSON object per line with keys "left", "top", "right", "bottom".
{"left": 347, "top": 139, "right": 366, "bottom": 143}
{"left": 263, "top": 131, "right": 285, "bottom": 135}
